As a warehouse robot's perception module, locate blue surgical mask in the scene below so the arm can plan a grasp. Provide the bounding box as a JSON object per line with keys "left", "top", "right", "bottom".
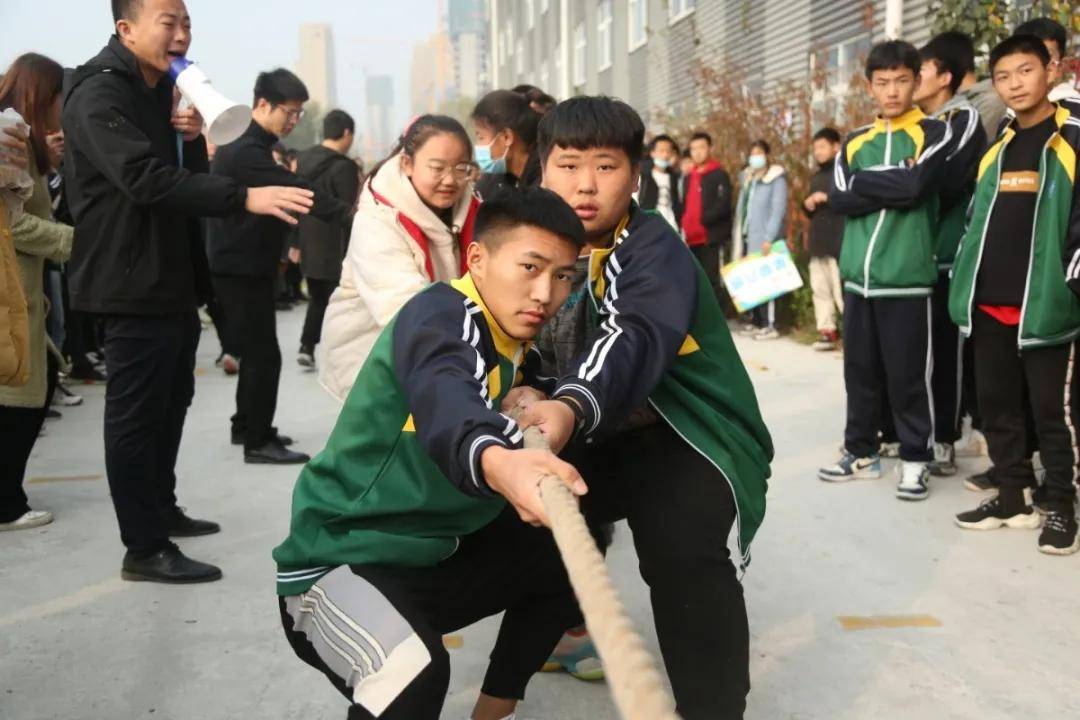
{"left": 748, "top": 154, "right": 767, "bottom": 170}
{"left": 654, "top": 158, "right": 671, "bottom": 170}
{"left": 474, "top": 142, "right": 507, "bottom": 175}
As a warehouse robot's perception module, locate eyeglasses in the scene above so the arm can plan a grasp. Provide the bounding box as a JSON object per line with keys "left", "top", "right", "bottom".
{"left": 426, "top": 161, "right": 480, "bottom": 183}
{"left": 274, "top": 105, "right": 306, "bottom": 122}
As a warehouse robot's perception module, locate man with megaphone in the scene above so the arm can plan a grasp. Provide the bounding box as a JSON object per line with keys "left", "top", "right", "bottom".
{"left": 61, "top": 0, "right": 317, "bottom": 585}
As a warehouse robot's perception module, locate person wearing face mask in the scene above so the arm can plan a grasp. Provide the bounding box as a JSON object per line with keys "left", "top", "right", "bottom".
{"left": 734, "top": 140, "right": 788, "bottom": 340}
{"left": 471, "top": 89, "right": 541, "bottom": 200}
{"left": 318, "top": 115, "right": 481, "bottom": 403}
{"left": 208, "top": 68, "right": 353, "bottom": 467}
{"left": 636, "top": 134, "right": 683, "bottom": 230}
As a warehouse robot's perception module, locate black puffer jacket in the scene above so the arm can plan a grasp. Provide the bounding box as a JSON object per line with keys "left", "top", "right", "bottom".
{"left": 291, "top": 145, "right": 359, "bottom": 280}
{"left": 62, "top": 36, "right": 246, "bottom": 315}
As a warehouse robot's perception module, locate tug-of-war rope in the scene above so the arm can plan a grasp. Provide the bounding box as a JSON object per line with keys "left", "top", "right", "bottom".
{"left": 521, "top": 423, "right": 682, "bottom": 720}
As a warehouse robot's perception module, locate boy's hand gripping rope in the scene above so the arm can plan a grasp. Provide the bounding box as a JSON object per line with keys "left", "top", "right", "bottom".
{"left": 519, "top": 423, "right": 682, "bottom": 720}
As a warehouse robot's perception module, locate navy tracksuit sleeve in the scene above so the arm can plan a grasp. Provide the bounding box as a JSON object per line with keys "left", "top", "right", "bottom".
{"left": 517, "top": 346, "right": 558, "bottom": 396}
{"left": 939, "top": 107, "right": 987, "bottom": 213}
{"left": 392, "top": 289, "right": 525, "bottom": 499}
{"left": 828, "top": 142, "right": 885, "bottom": 217}
{"left": 848, "top": 119, "right": 954, "bottom": 208}
{"left": 552, "top": 225, "right": 697, "bottom": 438}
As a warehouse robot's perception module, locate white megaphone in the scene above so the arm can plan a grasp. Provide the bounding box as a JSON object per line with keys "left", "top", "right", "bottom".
{"left": 168, "top": 58, "right": 251, "bottom": 146}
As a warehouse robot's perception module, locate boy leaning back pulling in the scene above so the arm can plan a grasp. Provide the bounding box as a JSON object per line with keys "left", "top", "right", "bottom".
{"left": 950, "top": 35, "right": 1080, "bottom": 556}
{"left": 517, "top": 96, "right": 773, "bottom": 720}
{"left": 274, "top": 187, "right": 593, "bottom": 720}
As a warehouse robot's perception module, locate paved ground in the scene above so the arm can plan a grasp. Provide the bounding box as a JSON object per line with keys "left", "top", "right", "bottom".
{"left": 2, "top": 305, "right": 1079, "bottom": 720}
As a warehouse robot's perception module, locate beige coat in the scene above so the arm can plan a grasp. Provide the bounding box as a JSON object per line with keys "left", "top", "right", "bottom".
{"left": 0, "top": 202, "right": 30, "bottom": 386}
{"left": 318, "top": 154, "right": 475, "bottom": 402}
{"left": 0, "top": 164, "right": 73, "bottom": 408}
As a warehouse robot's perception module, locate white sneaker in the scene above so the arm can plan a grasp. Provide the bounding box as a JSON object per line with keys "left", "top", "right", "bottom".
{"left": 754, "top": 327, "right": 780, "bottom": 341}
{"left": 954, "top": 426, "right": 987, "bottom": 457}
{"left": 879, "top": 441, "right": 900, "bottom": 458}
{"left": 54, "top": 384, "right": 84, "bottom": 407}
{"left": 0, "top": 509, "right": 54, "bottom": 532}
{"left": 896, "top": 462, "right": 930, "bottom": 501}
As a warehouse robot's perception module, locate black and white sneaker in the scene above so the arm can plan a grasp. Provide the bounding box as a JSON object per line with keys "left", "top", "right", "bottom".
{"left": 896, "top": 461, "right": 930, "bottom": 501}
{"left": 955, "top": 494, "right": 1042, "bottom": 530}
{"left": 928, "top": 443, "right": 956, "bottom": 476}
{"left": 1037, "top": 509, "right": 1079, "bottom": 555}
{"left": 297, "top": 345, "right": 315, "bottom": 368}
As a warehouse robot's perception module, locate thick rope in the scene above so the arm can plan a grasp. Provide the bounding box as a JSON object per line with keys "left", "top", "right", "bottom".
{"left": 521, "top": 424, "right": 682, "bottom": 720}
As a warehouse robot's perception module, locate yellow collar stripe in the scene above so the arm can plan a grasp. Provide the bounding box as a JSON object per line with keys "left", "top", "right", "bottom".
{"left": 450, "top": 273, "right": 528, "bottom": 365}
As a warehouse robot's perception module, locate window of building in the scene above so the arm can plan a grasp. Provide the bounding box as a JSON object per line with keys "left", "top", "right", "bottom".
{"left": 628, "top": 0, "right": 647, "bottom": 51}
{"left": 573, "top": 21, "right": 587, "bottom": 86}
{"left": 668, "top": 0, "right": 695, "bottom": 24}
{"left": 516, "top": 38, "right": 525, "bottom": 78}
{"left": 526, "top": 0, "right": 534, "bottom": 30}
{"left": 819, "top": 34, "right": 871, "bottom": 94}
{"left": 597, "top": 0, "right": 613, "bottom": 71}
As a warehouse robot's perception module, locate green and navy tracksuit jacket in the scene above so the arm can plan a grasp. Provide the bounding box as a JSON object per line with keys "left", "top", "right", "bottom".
{"left": 949, "top": 101, "right": 1080, "bottom": 349}
{"left": 830, "top": 107, "right": 953, "bottom": 296}
{"left": 933, "top": 97, "right": 987, "bottom": 270}
{"left": 545, "top": 209, "right": 774, "bottom": 567}
{"left": 274, "top": 274, "right": 534, "bottom": 596}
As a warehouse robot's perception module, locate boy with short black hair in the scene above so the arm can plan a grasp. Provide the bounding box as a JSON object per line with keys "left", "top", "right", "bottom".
{"left": 804, "top": 127, "right": 845, "bottom": 350}
{"left": 915, "top": 33, "right": 988, "bottom": 476}
{"left": 681, "top": 130, "right": 733, "bottom": 299}
{"left": 818, "top": 40, "right": 954, "bottom": 501}
{"left": 949, "top": 35, "right": 1080, "bottom": 555}
{"left": 520, "top": 95, "right": 773, "bottom": 719}
{"left": 274, "top": 186, "right": 593, "bottom": 720}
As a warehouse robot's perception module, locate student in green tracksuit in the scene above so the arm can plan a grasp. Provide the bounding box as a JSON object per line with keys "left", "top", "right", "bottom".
{"left": 274, "top": 187, "right": 592, "bottom": 720}
{"left": 817, "top": 41, "right": 954, "bottom": 502}
{"left": 949, "top": 35, "right": 1080, "bottom": 556}
{"left": 516, "top": 96, "right": 774, "bottom": 720}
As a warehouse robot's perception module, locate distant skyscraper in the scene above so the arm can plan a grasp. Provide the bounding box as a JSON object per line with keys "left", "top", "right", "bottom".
{"left": 296, "top": 23, "right": 336, "bottom": 113}
{"left": 447, "top": 0, "right": 488, "bottom": 99}
{"left": 365, "top": 74, "right": 395, "bottom": 157}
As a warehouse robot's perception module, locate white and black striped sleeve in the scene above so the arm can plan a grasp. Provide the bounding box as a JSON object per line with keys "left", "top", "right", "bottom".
{"left": 1062, "top": 115, "right": 1080, "bottom": 296}
{"left": 828, "top": 137, "right": 886, "bottom": 217}
{"left": 849, "top": 118, "right": 954, "bottom": 208}
{"left": 939, "top": 107, "right": 987, "bottom": 213}
{"left": 552, "top": 225, "right": 696, "bottom": 439}
{"left": 392, "top": 287, "right": 524, "bottom": 499}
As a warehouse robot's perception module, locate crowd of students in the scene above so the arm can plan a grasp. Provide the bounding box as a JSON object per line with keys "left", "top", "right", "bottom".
{"left": 1, "top": 0, "right": 1079, "bottom": 719}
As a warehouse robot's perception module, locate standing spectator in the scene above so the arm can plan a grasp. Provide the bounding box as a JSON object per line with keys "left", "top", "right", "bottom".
{"left": 208, "top": 69, "right": 352, "bottom": 465}
{"left": 62, "top": 0, "right": 316, "bottom": 582}
{"left": 951, "top": 36, "right": 1080, "bottom": 555}
{"left": 0, "top": 54, "right": 73, "bottom": 532}
{"left": 319, "top": 115, "right": 480, "bottom": 402}
{"left": 818, "top": 41, "right": 953, "bottom": 501}
{"left": 471, "top": 89, "right": 541, "bottom": 199}
{"left": 1, "top": 106, "right": 33, "bottom": 389}
{"left": 804, "top": 128, "right": 845, "bottom": 351}
{"left": 734, "top": 140, "right": 788, "bottom": 340}
{"left": 292, "top": 109, "right": 359, "bottom": 368}
{"left": 680, "top": 131, "right": 732, "bottom": 301}
{"left": 1015, "top": 17, "right": 1079, "bottom": 103}
{"left": 915, "top": 33, "right": 988, "bottom": 477}
{"left": 637, "top": 134, "right": 683, "bottom": 230}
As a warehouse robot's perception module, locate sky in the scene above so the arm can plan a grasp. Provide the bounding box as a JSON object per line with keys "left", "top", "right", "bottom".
{"left": 0, "top": 0, "right": 440, "bottom": 153}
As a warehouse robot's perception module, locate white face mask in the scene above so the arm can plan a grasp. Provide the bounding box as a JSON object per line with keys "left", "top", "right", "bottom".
{"left": 748, "top": 154, "right": 767, "bottom": 170}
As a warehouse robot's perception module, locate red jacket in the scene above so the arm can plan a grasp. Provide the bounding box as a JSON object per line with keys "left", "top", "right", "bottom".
{"left": 681, "top": 160, "right": 722, "bottom": 247}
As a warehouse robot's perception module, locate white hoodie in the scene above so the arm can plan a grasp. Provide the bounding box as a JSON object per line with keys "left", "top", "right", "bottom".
{"left": 318, "top": 153, "right": 476, "bottom": 401}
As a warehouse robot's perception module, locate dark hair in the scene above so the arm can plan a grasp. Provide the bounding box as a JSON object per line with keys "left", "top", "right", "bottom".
{"left": 111, "top": 0, "right": 141, "bottom": 22}
{"left": 0, "top": 53, "right": 65, "bottom": 174}
{"left": 921, "top": 32, "right": 975, "bottom": 93}
{"left": 1015, "top": 17, "right": 1068, "bottom": 57}
{"left": 990, "top": 34, "right": 1052, "bottom": 72}
{"left": 366, "top": 114, "right": 473, "bottom": 188}
{"left": 322, "top": 109, "right": 355, "bottom": 140}
{"left": 253, "top": 68, "right": 309, "bottom": 106}
{"left": 689, "top": 131, "right": 712, "bottom": 147}
{"left": 472, "top": 90, "right": 540, "bottom": 147}
{"left": 750, "top": 139, "right": 771, "bottom": 155}
{"left": 475, "top": 186, "right": 585, "bottom": 250}
{"left": 865, "top": 40, "right": 921, "bottom": 80}
{"left": 537, "top": 96, "right": 645, "bottom": 164}
{"left": 813, "top": 127, "right": 842, "bottom": 144}
{"left": 512, "top": 84, "right": 557, "bottom": 113}
{"left": 649, "top": 134, "right": 679, "bottom": 153}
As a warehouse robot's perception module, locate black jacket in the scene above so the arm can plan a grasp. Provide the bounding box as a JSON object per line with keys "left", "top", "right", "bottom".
{"left": 292, "top": 145, "right": 359, "bottom": 281}
{"left": 805, "top": 160, "right": 844, "bottom": 259}
{"left": 62, "top": 37, "right": 247, "bottom": 315}
{"left": 637, "top": 158, "right": 683, "bottom": 225}
{"left": 208, "top": 122, "right": 350, "bottom": 278}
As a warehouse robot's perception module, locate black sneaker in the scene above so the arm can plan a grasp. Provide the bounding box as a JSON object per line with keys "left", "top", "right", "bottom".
{"left": 955, "top": 494, "right": 1042, "bottom": 530}
{"left": 1038, "top": 508, "right": 1079, "bottom": 555}
{"left": 297, "top": 345, "right": 315, "bottom": 368}
{"left": 964, "top": 467, "right": 999, "bottom": 492}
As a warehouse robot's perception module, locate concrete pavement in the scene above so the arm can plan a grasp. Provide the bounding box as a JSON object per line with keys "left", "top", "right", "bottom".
{"left": 2, "top": 305, "right": 1078, "bottom": 720}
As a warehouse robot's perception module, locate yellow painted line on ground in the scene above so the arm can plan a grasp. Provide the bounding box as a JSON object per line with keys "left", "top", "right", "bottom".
{"left": 27, "top": 474, "right": 103, "bottom": 485}
{"left": 745, "top": 360, "right": 770, "bottom": 372}
{"left": 442, "top": 635, "right": 464, "bottom": 649}
{"left": 837, "top": 615, "right": 942, "bottom": 631}
{"left": 0, "top": 577, "right": 126, "bottom": 628}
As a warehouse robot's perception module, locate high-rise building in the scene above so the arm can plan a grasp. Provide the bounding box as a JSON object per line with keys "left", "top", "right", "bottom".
{"left": 411, "top": 32, "right": 455, "bottom": 115}
{"left": 447, "top": 0, "right": 489, "bottom": 99}
{"left": 296, "top": 23, "right": 336, "bottom": 113}
{"left": 366, "top": 74, "right": 395, "bottom": 158}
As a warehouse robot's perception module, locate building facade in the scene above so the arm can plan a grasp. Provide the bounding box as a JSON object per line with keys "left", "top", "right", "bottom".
{"left": 365, "top": 74, "right": 395, "bottom": 158}
{"left": 488, "top": 0, "right": 940, "bottom": 128}
{"left": 296, "top": 23, "right": 336, "bottom": 113}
